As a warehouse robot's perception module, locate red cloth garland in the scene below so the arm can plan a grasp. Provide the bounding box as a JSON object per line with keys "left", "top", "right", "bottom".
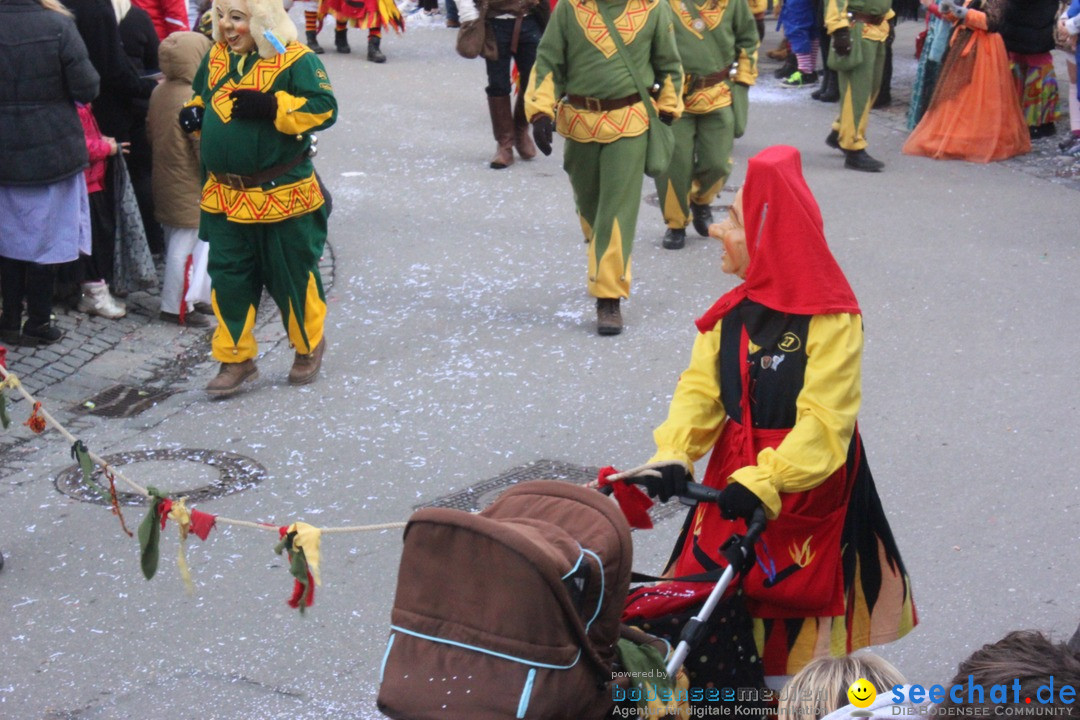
{"left": 278, "top": 527, "right": 315, "bottom": 610}
{"left": 696, "top": 146, "right": 860, "bottom": 333}
{"left": 189, "top": 510, "right": 216, "bottom": 541}
{"left": 597, "top": 466, "right": 654, "bottom": 530}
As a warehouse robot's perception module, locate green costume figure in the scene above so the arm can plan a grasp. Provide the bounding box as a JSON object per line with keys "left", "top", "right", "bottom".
{"left": 656, "top": 0, "right": 758, "bottom": 251}
{"left": 184, "top": 0, "right": 337, "bottom": 396}
{"left": 824, "top": 0, "right": 893, "bottom": 172}
{"left": 525, "top": 0, "right": 683, "bottom": 335}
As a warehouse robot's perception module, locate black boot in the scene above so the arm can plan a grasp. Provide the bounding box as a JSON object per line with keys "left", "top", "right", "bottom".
{"left": 367, "top": 35, "right": 386, "bottom": 63}
{"left": 306, "top": 30, "right": 324, "bottom": 54}
{"left": 689, "top": 202, "right": 713, "bottom": 237}
{"left": 813, "top": 69, "right": 839, "bottom": 102}
{"left": 844, "top": 149, "right": 884, "bottom": 172}
{"left": 335, "top": 28, "right": 351, "bottom": 53}
{"left": 825, "top": 129, "right": 841, "bottom": 150}
{"left": 873, "top": 21, "right": 895, "bottom": 108}
{"left": 662, "top": 227, "right": 686, "bottom": 250}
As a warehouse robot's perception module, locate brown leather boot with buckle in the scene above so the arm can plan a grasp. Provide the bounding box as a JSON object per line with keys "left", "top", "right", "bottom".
{"left": 512, "top": 92, "right": 537, "bottom": 160}
{"left": 206, "top": 360, "right": 259, "bottom": 398}
{"left": 596, "top": 298, "right": 623, "bottom": 336}
{"left": 288, "top": 337, "right": 326, "bottom": 385}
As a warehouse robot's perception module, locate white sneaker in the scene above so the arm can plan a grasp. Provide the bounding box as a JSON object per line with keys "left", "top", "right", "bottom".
{"left": 77, "top": 281, "right": 127, "bottom": 319}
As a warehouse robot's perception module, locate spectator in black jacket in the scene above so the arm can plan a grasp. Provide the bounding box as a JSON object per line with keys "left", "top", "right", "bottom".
{"left": 0, "top": 0, "right": 100, "bottom": 345}
{"left": 998, "top": 0, "right": 1062, "bottom": 138}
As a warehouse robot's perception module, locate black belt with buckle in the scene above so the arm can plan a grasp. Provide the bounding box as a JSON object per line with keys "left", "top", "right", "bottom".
{"left": 564, "top": 93, "right": 640, "bottom": 112}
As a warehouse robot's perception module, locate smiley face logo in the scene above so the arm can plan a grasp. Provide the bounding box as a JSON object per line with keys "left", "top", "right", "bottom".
{"left": 847, "top": 679, "right": 877, "bottom": 708}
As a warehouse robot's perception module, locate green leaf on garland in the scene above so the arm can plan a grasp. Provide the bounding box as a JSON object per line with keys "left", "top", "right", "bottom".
{"left": 0, "top": 392, "right": 9, "bottom": 430}
{"left": 70, "top": 441, "right": 108, "bottom": 501}
{"left": 137, "top": 487, "right": 167, "bottom": 580}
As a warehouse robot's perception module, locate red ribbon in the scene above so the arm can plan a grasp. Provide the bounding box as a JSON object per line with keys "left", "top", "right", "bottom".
{"left": 189, "top": 510, "right": 217, "bottom": 541}
{"left": 597, "top": 466, "right": 654, "bottom": 530}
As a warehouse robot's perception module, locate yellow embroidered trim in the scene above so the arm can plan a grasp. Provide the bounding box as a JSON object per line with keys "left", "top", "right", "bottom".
{"left": 673, "top": 0, "right": 726, "bottom": 37}
{"left": 684, "top": 80, "right": 732, "bottom": 113}
{"left": 200, "top": 172, "right": 325, "bottom": 223}
{"left": 572, "top": 0, "right": 655, "bottom": 58}
{"left": 556, "top": 102, "right": 650, "bottom": 142}
{"left": 207, "top": 43, "right": 312, "bottom": 123}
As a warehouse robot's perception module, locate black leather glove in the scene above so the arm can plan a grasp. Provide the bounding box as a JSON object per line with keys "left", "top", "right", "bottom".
{"left": 718, "top": 482, "right": 763, "bottom": 521}
{"left": 658, "top": 112, "right": 675, "bottom": 126}
{"left": 532, "top": 116, "right": 554, "bottom": 156}
{"left": 639, "top": 462, "right": 691, "bottom": 503}
{"left": 229, "top": 89, "right": 278, "bottom": 120}
{"left": 178, "top": 105, "right": 203, "bottom": 134}
{"left": 831, "top": 26, "right": 853, "bottom": 57}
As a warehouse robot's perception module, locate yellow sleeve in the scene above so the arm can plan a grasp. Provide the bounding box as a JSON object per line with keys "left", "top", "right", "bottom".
{"left": 649, "top": 326, "right": 727, "bottom": 474}
{"left": 729, "top": 313, "right": 862, "bottom": 518}
{"left": 824, "top": 0, "right": 850, "bottom": 33}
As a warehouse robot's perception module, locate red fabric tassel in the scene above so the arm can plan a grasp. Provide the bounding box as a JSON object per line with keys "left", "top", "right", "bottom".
{"left": 189, "top": 510, "right": 216, "bottom": 540}
{"left": 158, "top": 499, "right": 173, "bottom": 530}
{"left": 287, "top": 568, "right": 316, "bottom": 609}
{"left": 597, "top": 466, "right": 654, "bottom": 530}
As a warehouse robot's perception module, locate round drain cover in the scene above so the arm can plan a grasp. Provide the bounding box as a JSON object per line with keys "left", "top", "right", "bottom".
{"left": 55, "top": 449, "right": 266, "bottom": 506}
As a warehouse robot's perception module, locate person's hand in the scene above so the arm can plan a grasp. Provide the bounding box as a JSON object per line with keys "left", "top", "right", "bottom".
{"left": 831, "top": 26, "right": 852, "bottom": 56}
{"left": 229, "top": 89, "right": 278, "bottom": 120}
{"left": 939, "top": 0, "right": 966, "bottom": 19}
{"left": 105, "top": 136, "right": 118, "bottom": 156}
{"left": 178, "top": 105, "right": 203, "bottom": 133}
{"left": 658, "top": 112, "right": 674, "bottom": 126}
{"left": 717, "top": 482, "right": 763, "bottom": 521}
{"left": 532, "top": 115, "right": 554, "bottom": 156}
{"left": 638, "top": 461, "right": 691, "bottom": 503}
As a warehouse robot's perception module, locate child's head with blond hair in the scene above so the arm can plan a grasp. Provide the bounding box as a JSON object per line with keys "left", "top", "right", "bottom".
{"left": 778, "top": 654, "right": 907, "bottom": 720}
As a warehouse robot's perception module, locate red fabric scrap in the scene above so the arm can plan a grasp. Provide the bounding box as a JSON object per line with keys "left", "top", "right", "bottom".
{"left": 158, "top": 499, "right": 173, "bottom": 530}
{"left": 189, "top": 509, "right": 216, "bottom": 541}
{"left": 597, "top": 466, "right": 654, "bottom": 530}
{"left": 287, "top": 568, "right": 316, "bottom": 609}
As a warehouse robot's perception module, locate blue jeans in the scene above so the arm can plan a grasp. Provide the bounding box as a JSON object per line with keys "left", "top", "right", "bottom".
{"left": 484, "top": 15, "right": 541, "bottom": 97}
{"left": 445, "top": 0, "right": 458, "bottom": 22}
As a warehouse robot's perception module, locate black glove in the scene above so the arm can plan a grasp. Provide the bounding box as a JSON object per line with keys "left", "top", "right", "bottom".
{"left": 639, "top": 462, "right": 690, "bottom": 503}
{"left": 718, "top": 482, "right": 762, "bottom": 521}
{"left": 532, "top": 116, "right": 554, "bottom": 156}
{"left": 229, "top": 89, "right": 278, "bottom": 120}
{"left": 658, "top": 112, "right": 675, "bottom": 126}
{"left": 178, "top": 105, "right": 203, "bottom": 134}
{"left": 831, "top": 26, "right": 853, "bottom": 57}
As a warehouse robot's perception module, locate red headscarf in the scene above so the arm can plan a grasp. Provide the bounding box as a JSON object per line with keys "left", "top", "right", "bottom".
{"left": 696, "top": 146, "right": 860, "bottom": 333}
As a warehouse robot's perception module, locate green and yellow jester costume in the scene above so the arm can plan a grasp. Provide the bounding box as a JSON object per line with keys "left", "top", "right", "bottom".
{"left": 825, "top": 0, "right": 893, "bottom": 158}
{"left": 657, "top": 0, "right": 757, "bottom": 237}
{"left": 525, "top": 0, "right": 683, "bottom": 302}
{"left": 187, "top": 40, "right": 336, "bottom": 366}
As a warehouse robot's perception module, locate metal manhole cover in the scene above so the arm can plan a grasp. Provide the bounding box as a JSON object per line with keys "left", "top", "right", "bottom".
{"left": 77, "top": 385, "right": 176, "bottom": 418}
{"left": 415, "top": 458, "right": 686, "bottom": 523}
{"left": 55, "top": 449, "right": 266, "bottom": 506}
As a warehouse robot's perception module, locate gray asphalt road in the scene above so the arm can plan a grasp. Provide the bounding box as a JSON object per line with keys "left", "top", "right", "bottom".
{"left": 0, "top": 10, "right": 1078, "bottom": 719}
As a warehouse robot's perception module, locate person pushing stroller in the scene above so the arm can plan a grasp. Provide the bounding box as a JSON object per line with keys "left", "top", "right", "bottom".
{"left": 634, "top": 145, "right": 917, "bottom": 682}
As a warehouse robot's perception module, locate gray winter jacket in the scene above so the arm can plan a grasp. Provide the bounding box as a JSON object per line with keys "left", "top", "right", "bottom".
{"left": 0, "top": 0, "right": 100, "bottom": 185}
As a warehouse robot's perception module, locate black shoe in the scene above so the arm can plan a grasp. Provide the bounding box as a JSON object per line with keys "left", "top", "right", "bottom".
{"left": 843, "top": 149, "right": 884, "bottom": 172}
{"left": 596, "top": 298, "right": 623, "bottom": 335}
{"left": 773, "top": 55, "right": 797, "bottom": 79}
{"left": 872, "top": 91, "right": 892, "bottom": 109}
{"left": 825, "top": 129, "right": 841, "bottom": 150}
{"left": 192, "top": 301, "right": 215, "bottom": 315}
{"left": 780, "top": 70, "right": 817, "bottom": 87}
{"left": 0, "top": 315, "right": 20, "bottom": 345}
{"left": 1029, "top": 122, "right": 1056, "bottom": 139}
{"left": 19, "top": 321, "right": 64, "bottom": 346}
{"left": 662, "top": 227, "right": 686, "bottom": 250}
{"left": 159, "top": 310, "right": 212, "bottom": 328}
{"left": 1058, "top": 134, "right": 1080, "bottom": 152}
{"left": 813, "top": 70, "right": 839, "bottom": 102}
{"left": 335, "top": 29, "right": 351, "bottom": 53}
{"left": 690, "top": 202, "right": 714, "bottom": 237}
{"left": 306, "top": 30, "right": 324, "bottom": 54}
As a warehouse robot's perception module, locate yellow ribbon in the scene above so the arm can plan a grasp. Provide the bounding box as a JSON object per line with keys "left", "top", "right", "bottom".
{"left": 286, "top": 522, "right": 322, "bottom": 587}
{"left": 0, "top": 373, "right": 21, "bottom": 390}
{"left": 169, "top": 498, "right": 194, "bottom": 593}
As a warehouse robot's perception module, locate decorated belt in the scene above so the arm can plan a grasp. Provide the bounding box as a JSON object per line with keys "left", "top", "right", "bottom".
{"left": 685, "top": 71, "right": 730, "bottom": 93}
{"left": 209, "top": 150, "right": 308, "bottom": 191}
{"left": 848, "top": 11, "right": 886, "bottom": 24}
{"left": 563, "top": 93, "right": 640, "bottom": 112}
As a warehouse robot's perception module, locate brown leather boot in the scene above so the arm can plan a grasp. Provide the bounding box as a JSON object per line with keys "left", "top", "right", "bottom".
{"left": 487, "top": 95, "right": 514, "bottom": 169}
{"left": 513, "top": 92, "right": 537, "bottom": 160}
{"left": 206, "top": 360, "right": 258, "bottom": 398}
{"left": 596, "top": 298, "right": 623, "bottom": 336}
{"left": 288, "top": 337, "right": 326, "bottom": 385}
